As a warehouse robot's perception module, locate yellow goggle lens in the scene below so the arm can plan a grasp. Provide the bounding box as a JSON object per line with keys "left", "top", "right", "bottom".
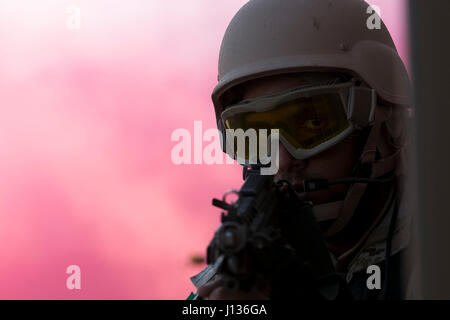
{"left": 223, "top": 93, "right": 350, "bottom": 156}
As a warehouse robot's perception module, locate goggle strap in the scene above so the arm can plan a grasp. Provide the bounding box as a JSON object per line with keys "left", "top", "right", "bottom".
{"left": 347, "top": 87, "right": 377, "bottom": 129}
{"left": 369, "top": 106, "right": 406, "bottom": 178}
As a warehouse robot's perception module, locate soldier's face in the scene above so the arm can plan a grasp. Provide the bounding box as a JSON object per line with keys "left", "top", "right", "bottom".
{"left": 240, "top": 74, "right": 360, "bottom": 205}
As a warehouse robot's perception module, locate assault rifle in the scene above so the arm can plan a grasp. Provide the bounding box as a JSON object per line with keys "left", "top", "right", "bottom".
{"left": 203, "top": 166, "right": 346, "bottom": 299}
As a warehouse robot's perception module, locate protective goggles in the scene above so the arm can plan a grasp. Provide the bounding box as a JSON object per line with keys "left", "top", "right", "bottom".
{"left": 218, "top": 81, "right": 376, "bottom": 161}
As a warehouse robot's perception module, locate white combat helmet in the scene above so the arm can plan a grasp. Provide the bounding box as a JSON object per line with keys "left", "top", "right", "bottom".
{"left": 211, "top": 0, "right": 412, "bottom": 238}
{"left": 212, "top": 0, "right": 411, "bottom": 121}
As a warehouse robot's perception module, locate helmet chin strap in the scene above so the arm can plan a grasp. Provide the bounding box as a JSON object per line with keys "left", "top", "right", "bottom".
{"left": 308, "top": 105, "right": 403, "bottom": 238}
{"left": 304, "top": 174, "right": 395, "bottom": 223}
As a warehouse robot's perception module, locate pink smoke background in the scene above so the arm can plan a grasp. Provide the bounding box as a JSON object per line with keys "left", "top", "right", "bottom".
{"left": 0, "top": 0, "right": 409, "bottom": 299}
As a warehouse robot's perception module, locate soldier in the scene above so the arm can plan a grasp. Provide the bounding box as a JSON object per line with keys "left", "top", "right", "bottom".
{"left": 194, "top": 0, "right": 413, "bottom": 300}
